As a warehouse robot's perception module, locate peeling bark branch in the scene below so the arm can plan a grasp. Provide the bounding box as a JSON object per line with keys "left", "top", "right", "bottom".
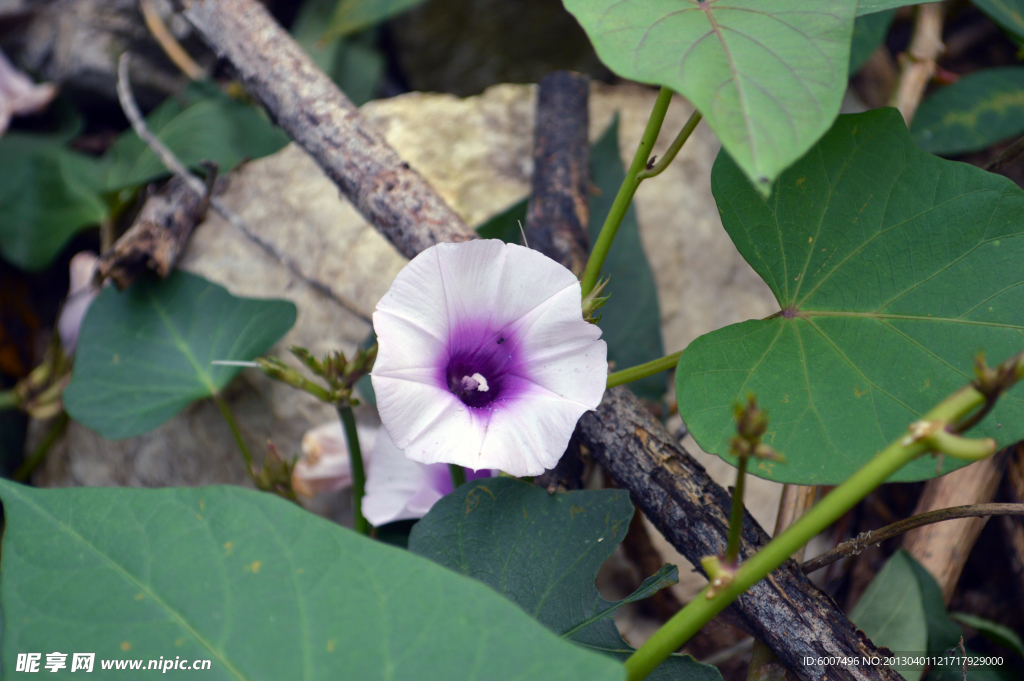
{"left": 179, "top": 1, "right": 902, "bottom": 678}
{"left": 178, "top": 0, "right": 473, "bottom": 259}
{"left": 579, "top": 388, "right": 903, "bottom": 681}
{"left": 524, "top": 71, "right": 591, "bottom": 276}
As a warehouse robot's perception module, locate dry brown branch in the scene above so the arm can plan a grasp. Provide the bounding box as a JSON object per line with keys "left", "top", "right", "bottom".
{"left": 97, "top": 172, "right": 214, "bottom": 289}
{"left": 803, "top": 502, "right": 1024, "bottom": 575}
{"left": 524, "top": 70, "right": 591, "bottom": 276}
{"left": 889, "top": 2, "right": 945, "bottom": 124}
{"left": 177, "top": 1, "right": 905, "bottom": 677}
{"left": 178, "top": 0, "right": 473, "bottom": 260}
{"left": 579, "top": 388, "right": 903, "bottom": 681}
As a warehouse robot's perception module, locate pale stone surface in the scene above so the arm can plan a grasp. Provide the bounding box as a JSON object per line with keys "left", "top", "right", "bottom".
{"left": 39, "top": 82, "right": 782, "bottom": 567}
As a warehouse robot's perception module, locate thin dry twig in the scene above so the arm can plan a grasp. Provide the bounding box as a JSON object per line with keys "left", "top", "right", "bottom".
{"left": 890, "top": 2, "right": 945, "bottom": 124}
{"left": 803, "top": 502, "right": 1024, "bottom": 574}
{"left": 115, "top": 53, "right": 369, "bottom": 322}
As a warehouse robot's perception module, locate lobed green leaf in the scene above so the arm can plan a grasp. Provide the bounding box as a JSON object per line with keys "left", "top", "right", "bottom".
{"left": 562, "top": 0, "right": 856, "bottom": 194}
{"left": 678, "top": 108, "right": 1024, "bottom": 484}
{"left": 63, "top": 271, "right": 296, "bottom": 440}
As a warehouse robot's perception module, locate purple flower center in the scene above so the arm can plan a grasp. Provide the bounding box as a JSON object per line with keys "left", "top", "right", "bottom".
{"left": 443, "top": 323, "right": 520, "bottom": 409}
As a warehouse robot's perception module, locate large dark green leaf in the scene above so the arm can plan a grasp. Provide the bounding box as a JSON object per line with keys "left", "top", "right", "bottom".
{"left": 563, "top": 0, "right": 856, "bottom": 194}
{"left": 589, "top": 118, "right": 665, "bottom": 401}
{"left": 677, "top": 108, "right": 1024, "bottom": 484}
{"left": 0, "top": 134, "right": 109, "bottom": 270}
{"left": 974, "top": 0, "right": 1024, "bottom": 42}
{"left": 0, "top": 481, "right": 625, "bottom": 681}
{"left": 104, "top": 82, "right": 289, "bottom": 191}
{"left": 409, "top": 478, "right": 720, "bottom": 681}
{"left": 850, "top": 551, "right": 928, "bottom": 680}
{"left": 849, "top": 9, "right": 895, "bottom": 74}
{"left": 63, "top": 271, "right": 296, "bottom": 439}
{"left": 911, "top": 68, "right": 1024, "bottom": 156}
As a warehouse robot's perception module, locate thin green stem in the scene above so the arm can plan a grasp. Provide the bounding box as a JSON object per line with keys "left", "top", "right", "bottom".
{"left": 0, "top": 389, "right": 18, "bottom": 411}
{"left": 580, "top": 87, "right": 674, "bottom": 297}
{"left": 636, "top": 110, "right": 703, "bottom": 180}
{"left": 14, "top": 411, "right": 69, "bottom": 482}
{"left": 607, "top": 351, "right": 682, "bottom": 388}
{"left": 213, "top": 394, "right": 255, "bottom": 475}
{"left": 623, "top": 354, "right": 1024, "bottom": 681}
{"left": 724, "top": 457, "right": 747, "bottom": 565}
{"left": 449, "top": 464, "right": 467, "bottom": 490}
{"left": 338, "top": 405, "right": 370, "bottom": 535}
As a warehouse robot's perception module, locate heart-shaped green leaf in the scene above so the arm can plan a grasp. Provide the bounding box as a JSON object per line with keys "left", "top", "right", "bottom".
{"left": 409, "top": 478, "right": 720, "bottom": 681}
{"left": 0, "top": 134, "right": 109, "bottom": 270}
{"left": 562, "top": 0, "right": 856, "bottom": 193}
{"left": 911, "top": 67, "right": 1024, "bottom": 156}
{"left": 63, "top": 271, "right": 296, "bottom": 440}
{"left": 677, "top": 108, "right": 1024, "bottom": 484}
{"left": 0, "top": 481, "right": 625, "bottom": 681}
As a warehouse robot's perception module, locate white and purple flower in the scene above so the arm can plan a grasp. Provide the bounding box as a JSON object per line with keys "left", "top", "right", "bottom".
{"left": 371, "top": 240, "right": 608, "bottom": 477}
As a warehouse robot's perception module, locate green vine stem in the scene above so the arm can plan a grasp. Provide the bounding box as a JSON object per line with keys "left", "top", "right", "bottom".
{"left": 449, "top": 464, "right": 467, "bottom": 490}
{"left": 338, "top": 405, "right": 370, "bottom": 536}
{"left": 213, "top": 394, "right": 255, "bottom": 475}
{"left": 636, "top": 110, "right": 703, "bottom": 181}
{"left": 13, "top": 411, "right": 69, "bottom": 482}
{"left": 580, "top": 87, "right": 674, "bottom": 297}
{"left": 606, "top": 351, "right": 682, "bottom": 388}
{"left": 624, "top": 352, "right": 1022, "bottom": 681}
{"left": 724, "top": 456, "right": 747, "bottom": 565}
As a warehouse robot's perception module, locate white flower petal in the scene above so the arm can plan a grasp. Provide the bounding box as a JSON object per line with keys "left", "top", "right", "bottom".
{"left": 400, "top": 399, "right": 488, "bottom": 470}
{"left": 372, "top": 375, "right": 460, "bottom": 449}
{"left": 57, "top": 252, "right": 100, "bottom": 355}
{"left": 434, "top": 240, "right": 509, "bottom": 324}
{"left": 362, "top": 429, "right": 433, "bottom": 526}
{"left": 478, "top": 383, "right": 596, "bottom": 476}
{"left": 372, "top": 310, "right": 446, "bottom": 377}
{"left": 373, "top": 244, "right": 451, "bottom": 341}
{"left": 493, "top": 243, "right": 581, "bottom": 326}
